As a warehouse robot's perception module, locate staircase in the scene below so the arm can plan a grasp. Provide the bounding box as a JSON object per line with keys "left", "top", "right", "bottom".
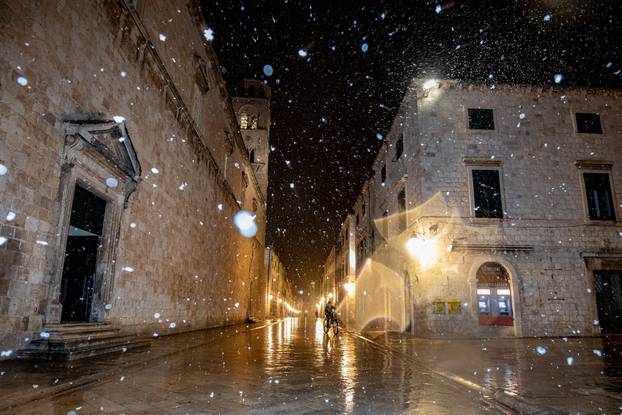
{"left": 17, "top": 323, "right": 151, "bottom": 361}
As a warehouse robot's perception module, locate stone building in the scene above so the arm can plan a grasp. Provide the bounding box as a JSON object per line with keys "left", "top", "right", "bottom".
{"left": 264, "top": 247, "right": 299, "bottom": 317}
{"left": 0, "top": 0, "right": 270, "bottom": 357}
{"left": 324, "top": 79, "right": 622, "bottom": 338}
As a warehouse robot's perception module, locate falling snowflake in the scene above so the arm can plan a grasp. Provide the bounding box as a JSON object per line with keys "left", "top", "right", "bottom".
{"left": 105, "top": 177, "right": 119, "bottom": 188}
{"left": 17, "top": 77, "right": 28, "bottom": 86}
{"left": 203, "top": 28, "right": 214, "bottom": 42}
{"left": 536, "top": 346, "right": 546, "bottom": 355}
{"left": 159, "top": 34, "right": 167, "bottom": 41}
{"left": 298, "top": 49, "right": 308, "bottom": 58}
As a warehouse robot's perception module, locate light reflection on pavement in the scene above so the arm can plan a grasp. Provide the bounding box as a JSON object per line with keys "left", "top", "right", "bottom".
{"left": 15, "top": 317, "right": 500, "bottom": 414}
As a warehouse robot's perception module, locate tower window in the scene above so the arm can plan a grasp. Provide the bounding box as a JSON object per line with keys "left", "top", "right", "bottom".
{"left": 576, "top": 113, "right": 602, "bottom": 134}
{"left": 249, "top": 149, "right": 255, "bottom": 163}
{"left": 468, "top": 109, "right": 495, "bottom": 130}
{"left": 239, "top": 113, "right": 258, "bottom": 130}
{"left": 380, "top": 164, "right": 386, "bottom": 184}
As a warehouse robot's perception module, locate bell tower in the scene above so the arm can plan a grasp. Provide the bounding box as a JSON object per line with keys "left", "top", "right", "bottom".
{"left": 232, "top": 80, "right": 271, "bottom": 199}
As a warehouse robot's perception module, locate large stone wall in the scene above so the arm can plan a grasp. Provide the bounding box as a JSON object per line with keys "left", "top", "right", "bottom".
{"left": 0, "top": 0, "right": 266, "bottom": 354}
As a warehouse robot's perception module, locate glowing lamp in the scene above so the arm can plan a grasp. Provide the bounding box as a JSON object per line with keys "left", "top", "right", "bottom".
{"left": 344, "top": 282, "right": 355, "bottom": 296}
{"left": 405, "top": 236, "right": 437, "bottom": 268}
{"left": 422, "top": 79, "right": 439, "bottom": 91}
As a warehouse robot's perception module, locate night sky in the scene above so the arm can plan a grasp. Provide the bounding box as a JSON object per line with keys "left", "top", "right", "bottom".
{"left": 203, "top": 0, "right": 622, "bottom": 288}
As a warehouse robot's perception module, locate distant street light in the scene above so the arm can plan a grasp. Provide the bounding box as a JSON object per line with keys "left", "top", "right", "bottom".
{"left": 344, "top": 282, "right": 355, "bottom": 296}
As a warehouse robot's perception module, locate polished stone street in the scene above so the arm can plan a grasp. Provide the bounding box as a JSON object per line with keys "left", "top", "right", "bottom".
{"left": 2, "top": 318, "right": 622, "bottom": 414}
{"left": 5, "top": 318, "right": 498, "bottom": 414}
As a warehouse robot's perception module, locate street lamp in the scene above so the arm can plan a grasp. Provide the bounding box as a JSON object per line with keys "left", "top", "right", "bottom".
{"left": 405, "top": 234, "right": 437, "bottom": 269}
{"left": 344, "top": 282, "right": 355, "bottom": 296}
{"left": 422, "top": 79, "right": 439, "bottom": 91}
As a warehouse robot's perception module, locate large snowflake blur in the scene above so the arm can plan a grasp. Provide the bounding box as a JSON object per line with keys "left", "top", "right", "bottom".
{"left": 203, "top": 0, "right": 622, "bottom": 286}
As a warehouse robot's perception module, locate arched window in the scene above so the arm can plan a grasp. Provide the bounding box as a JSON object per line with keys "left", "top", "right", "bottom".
{"left": 238, "top": 105, "right": 259, "bottom": 130}
{"left": 249, "top": 149, "right": 255, "bottom": 163}
{"left": 476, "top": 262, "right": 513, "bottom": 326}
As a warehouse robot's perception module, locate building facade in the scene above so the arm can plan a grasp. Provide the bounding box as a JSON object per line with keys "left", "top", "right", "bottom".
{"left": 0, "top": 0, "right": 270, "bottom": 355}
{"left": 325, "top": 79, "right": 622, "bottom": 338}
{"left": 264, "top": 247, "right": 299, "bottom": 318}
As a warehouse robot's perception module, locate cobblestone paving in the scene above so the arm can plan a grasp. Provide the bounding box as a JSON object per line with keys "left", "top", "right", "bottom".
{"left": 12, "top": 318, "right": 500, "bottom": 414}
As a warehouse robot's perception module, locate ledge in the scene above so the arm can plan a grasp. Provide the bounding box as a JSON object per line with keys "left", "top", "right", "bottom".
{"left": 450, "top": 242, "right": 534, "bottom": 252}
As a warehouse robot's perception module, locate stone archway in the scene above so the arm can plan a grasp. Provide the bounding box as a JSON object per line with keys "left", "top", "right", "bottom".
{"left": 469, "top": 257, "right": 522, "bottom": 337}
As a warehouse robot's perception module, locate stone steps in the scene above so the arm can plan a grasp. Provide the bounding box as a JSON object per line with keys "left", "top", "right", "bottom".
{"left": 17, "top": 323, "right": 151, "bottom": 361}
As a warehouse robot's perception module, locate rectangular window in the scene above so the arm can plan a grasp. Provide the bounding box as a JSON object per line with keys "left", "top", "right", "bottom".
{"left": 432, "top": 300, "right": 446, "bottom": 314}
{"left": 397, "top": 188, "right": 406, "bottom": 231}
{"left": 472, "top": 169, "right": 503, "bottom": 218}
{"left": 393, "top": 134, "right": 404, "bottom": 161}
{"left": 447, "top": 300, "right": 462, "bottom": 315}
{"left": 380, "top": 164, "right": 386, "bottom": 184}
{"left": 382, "top": 210, "right": 389, "bottom": 239}
{"left": 583, "top": 173, "right": 615, "bottom": 220}
{"left": 576, "top": 113, "right": 602, "bottom": 134}
{"left": 468, "top": 108, "right": 495, "bottom": 130}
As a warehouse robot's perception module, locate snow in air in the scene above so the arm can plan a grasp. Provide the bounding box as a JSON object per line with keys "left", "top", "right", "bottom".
{"left": 106, "top": 177, "right": 119, "bottom": 188}
{"left": 0, "top": 237, "right": 7, "bottom": 246}
{"left": 159, "top": 34, "right": 167, "bottom": 42}
{"left": 122, "top": 266, "right": 135, "bottom": 272}
{"left": 36, "top": 240, "right": 48, "bottom": 246}
{"left": 0, "top": 163, "right": 7, "bottom": 175}
{"left": 553, "top": 73, "right": 563, "bottom": 84}
{"left": 361, "top": 43, "right": 369, "bottom": 52}
{"left": 17, "top": 76, "right": 28, "bottom": 86}
{"left": 536, "top": 346, "right": 547, "bottom": 355}
{"left": 151, "top": 167, "right": 159, "bottom": 174}
{"left": 263, "top": 64, "right": 274, "bottom": 76}
{"left": 203, "top": 28, "right": 214, "bottom": 42}
{"left": 6, "top": 211, "right": 16, "bottom": 221}
{"left": 298, "top": 49, "right": 308, "bottom": 58}
{"left": 113, "top": 115, "right": 126, "bottom": 123}
{"left": 233, "top": 210, "right": 257, "bottom": 238}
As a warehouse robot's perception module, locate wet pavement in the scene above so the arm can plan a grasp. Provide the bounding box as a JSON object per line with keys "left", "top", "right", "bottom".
{"left": 4, "top": 318, "right": 500, "bottom": 414}
{"left": 365, "top": 330, "right": 622, "bottom": 414}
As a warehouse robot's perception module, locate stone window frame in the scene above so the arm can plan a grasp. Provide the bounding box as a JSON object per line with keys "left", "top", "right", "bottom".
{"left": 575, "top": 160, "right": 619, "bottom": 225}
{"left": 462, "top": 104, "right": 498, "bottom": 135}
{"left": 464, "top": 159, "right": 507, "bottom": 222}
{"left": 46, "top": 120, "right": 140, "bottom": 324}
{"left": 571, "top": 108, "right": 606, "bottom": 136}
{"left": 467, "top": 108, "right": 495, "bottom": 130}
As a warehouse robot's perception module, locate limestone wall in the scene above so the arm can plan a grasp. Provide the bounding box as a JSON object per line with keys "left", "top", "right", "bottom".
{"left": 0, "top": 0, "right": 266, "bottom": 354}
